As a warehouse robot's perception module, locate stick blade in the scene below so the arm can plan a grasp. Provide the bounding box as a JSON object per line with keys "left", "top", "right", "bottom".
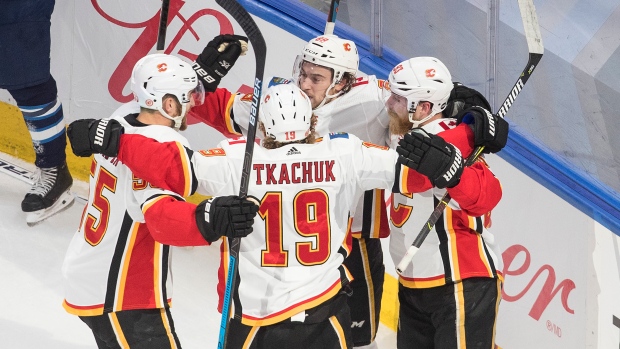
{"left": 518, "top": 0, "right": 544, "bottom": 54}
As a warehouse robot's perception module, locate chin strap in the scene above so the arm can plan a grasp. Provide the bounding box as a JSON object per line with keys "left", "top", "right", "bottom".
{"left": 315, "top": 81, "right": 345, "bottom": 109}
{"left": 158, "top": 103, "right": 188, "bottom": 130}
{"left": 408, "top": 112, "right": 434, "bottom": 128}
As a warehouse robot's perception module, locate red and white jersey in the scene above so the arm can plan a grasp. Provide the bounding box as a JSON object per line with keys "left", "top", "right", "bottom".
{"left": 62, "top": 114, "right": 201, "bottom": 316}
{"left": 388, "top": 118, "right": 504, "bottom": 289}
{"left": 227, "top": 75, "right": 392, "bottom": 239}
{"left": 113, "top": 132, "right": 410, "bottom": 326}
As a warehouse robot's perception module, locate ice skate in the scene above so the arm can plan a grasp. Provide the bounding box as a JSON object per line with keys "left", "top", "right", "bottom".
{"left": 22, "top": 162, "right": 74, "bottom": 226}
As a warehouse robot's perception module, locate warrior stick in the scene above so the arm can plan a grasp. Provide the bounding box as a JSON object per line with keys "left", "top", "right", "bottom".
{"left": 396, "top": 0, "right": 544, "bottom": 274}
{"left": 214, "top": 0, "right": 266, "bottom": 348}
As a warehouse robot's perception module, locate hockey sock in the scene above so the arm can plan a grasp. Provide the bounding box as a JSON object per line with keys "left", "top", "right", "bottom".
{"left": 10, "top": 76, "right": 67, "bottom": 168}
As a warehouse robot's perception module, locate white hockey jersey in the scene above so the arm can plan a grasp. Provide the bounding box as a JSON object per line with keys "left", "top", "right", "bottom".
{"left": 112, "top": 132, "right": 408, "bottom": 326}
{"left": 232, "top": 75, "right": 392, "bottom": 238}
{"left": 62, "top": 114, "right": 192, "bottom": 316}
{"left": 388, "top": 118, "right": 504, "bottom": 289}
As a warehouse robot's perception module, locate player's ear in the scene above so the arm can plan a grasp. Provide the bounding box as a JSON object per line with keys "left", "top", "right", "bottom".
{"left": 162, "top": 95, "right": 176, "bottom": 115}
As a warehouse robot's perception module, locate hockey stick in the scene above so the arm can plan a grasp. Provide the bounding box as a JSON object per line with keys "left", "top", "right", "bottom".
{"left": 156, "top": 0, "right": 170, "bottom": 52}
{"left": 215, "top": 0, "right": 266, "bottom": 348}
{"left": 396, "top": 0, "right": 544, "bottom": 274}
{"left": 0, "top": 156, "right": 87, "bottom": 204}
{"left": 324, "top": 0, "right": 340, "bottom": 35}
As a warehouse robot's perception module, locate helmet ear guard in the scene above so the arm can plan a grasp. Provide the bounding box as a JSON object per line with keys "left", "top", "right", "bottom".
{"left": 388, "top": 57, "right": 453, "bottom": 127}
{"left": 131, "top": 53, "right": 200, "bottom": 129}
{"left": 259, "top": 84, "right": 313, "bottom": 142}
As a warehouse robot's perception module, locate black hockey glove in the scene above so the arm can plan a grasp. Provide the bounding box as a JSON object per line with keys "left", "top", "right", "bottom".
{"left": 456, "top": 106, "right": 509, "bottom": 154}
{"left": 193, "top": 34, "right": 248, "bottom": 92}
{"left": 67, "top": 118, "right": 124, "bottom": 157}
{"left": 195, "top": 195, "right": 259, "bottom": 244}
{"left": 397, "top": 129, "right": 464, "bottom": 189}
{"left": 443, "top": 82, "right": 492, "bottom": 118}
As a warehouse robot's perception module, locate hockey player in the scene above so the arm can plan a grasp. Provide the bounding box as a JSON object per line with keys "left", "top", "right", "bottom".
{"left": 61, "top": 53, "right": 258, "bottom": 348}
{"left": 107, "top": 34, "right": 390, "bottom": 348}
{"left": 67, "top": 83, "right": 502, "bottom": 349}
{"left": 190, "top": 35, "right": 395, "bottom": 349}
{"left": 0, "top": 0, "right": 74, "bottom": 225}
{"left": 188, "top": 34, "right": 501, "bottom": 349}
{"left": 386, "top": 57, "right": 507, "bottom": 349}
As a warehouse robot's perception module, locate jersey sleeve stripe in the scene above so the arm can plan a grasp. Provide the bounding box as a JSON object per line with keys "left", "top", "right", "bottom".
{"left": 225, "top": 94, "right": 243, "bottom": 136}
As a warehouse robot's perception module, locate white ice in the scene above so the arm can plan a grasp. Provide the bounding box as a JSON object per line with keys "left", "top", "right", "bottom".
{"left": 0, "top": 154, "right": 396, "bottom": 348}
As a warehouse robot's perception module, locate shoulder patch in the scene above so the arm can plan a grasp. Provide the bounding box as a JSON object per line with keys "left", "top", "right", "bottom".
{"left": 240, "top": 93, "right": 253, "bottom": 102}
{"left": 198, "top": 148, "right": 226, "bottom": 157}
{"left": 352, "top": 76, "right": 369, "bottom": 87}
{"left": 377, "top": 79, "right": 390, "bottom": 91}
{"left": 329, "top": 132, "right": 349, "bottom": 139}
{"left": 362, "top": 141, "right": 389, "bottom": 150}
{"left": 227, "top": 137, "right": 248, "bottom": 145}
{"left": 268, "top": 77, "right": 292, "bottom": 87}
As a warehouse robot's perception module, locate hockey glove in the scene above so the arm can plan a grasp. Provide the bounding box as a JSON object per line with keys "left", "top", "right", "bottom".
{"left": 443, "top": 82, "right": 492, "bottom": 118}
{"left": 195, "top": 195, "right": 259, "bottom": 244}
{"left": 397, "top": 129, "right": 464, "bottom": 189}
{"left": 193, "top": 34, "right": 249, "bottom": 92}
{"left": 456, "top": 106, "right": 509, "bottom": 154}
{"left": 67, "top": 118, "right": 124, "bottom": 157}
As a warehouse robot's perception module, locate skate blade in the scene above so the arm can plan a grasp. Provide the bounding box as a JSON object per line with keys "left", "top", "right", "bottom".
{"left": 26, "top": 191, "right": 76, "bottom": 227}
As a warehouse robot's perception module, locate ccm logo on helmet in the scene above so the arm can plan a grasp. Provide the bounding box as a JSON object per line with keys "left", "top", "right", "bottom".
{"left": 157, "top": 63, "right": 167, "bottom": 72}
{"left": 425, "top": 68, "right": 436, "bottom": 78}
{"left": 392, "top": 64, "right": 403, "bottom": 74}
{"left": 315, "top": 36, "right": 329, "bottom": 43}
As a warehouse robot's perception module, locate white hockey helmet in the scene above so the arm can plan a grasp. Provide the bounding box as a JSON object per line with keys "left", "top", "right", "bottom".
{"left": 259, "top": 84, "right": 313, "bottom": 142}
{"left": 293, "top": 35, "right": 359, "bottom": 108}
{"left": 388, "top": 57, "right": 453, "bottom": 127}
{"left": 299, "top": 35, "right": 359, "bottom": 83}
{"left": 131, "top": 53, "right": 204, "bottom": 130}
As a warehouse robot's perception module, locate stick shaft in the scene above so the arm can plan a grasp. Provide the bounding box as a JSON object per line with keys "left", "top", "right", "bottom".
{"left": 396, "top": 0, "right": 544, "bottom": 274}
{"left": 156, "top": 0, "right": 170, "bottom": 52}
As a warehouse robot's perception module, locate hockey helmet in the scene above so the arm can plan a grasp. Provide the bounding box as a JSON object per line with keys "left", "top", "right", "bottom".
{"left": 292, "top": 35, "right": 359, "bottom": 108}
{"left": 388, "top": 57, "right": 453, "bottom": 127}
{"left": 259, "top": 84, "right": 313, "bottom": 142}
{"left": 298, "top": 35, "right": 359, "bottom": 83}
{"left": 131, "top": 53, "right": 205, "bottom": 130}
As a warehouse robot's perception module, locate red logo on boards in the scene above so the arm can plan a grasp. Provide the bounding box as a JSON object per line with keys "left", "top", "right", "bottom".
{"left": 91, "top": 0, "right": 234, "bottom": 103}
